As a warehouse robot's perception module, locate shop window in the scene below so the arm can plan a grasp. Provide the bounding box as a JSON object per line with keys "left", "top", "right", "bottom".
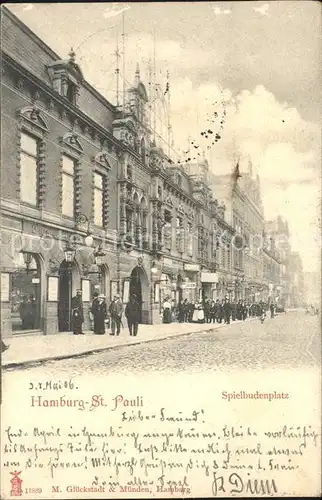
{"left": 11, "top": 253, "right": 40, "bottom": 332}
{"left": 94, "top": 172, "right": 105, "bottom": 227}
{"left": 20, "top": 132, "right": 39, "bottom": 206}
{"left": 62, "top": 155, "right": 75, "bottom": 218}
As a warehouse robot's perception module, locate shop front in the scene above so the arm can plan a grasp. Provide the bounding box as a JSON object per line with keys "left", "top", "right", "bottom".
{"left": 200, "top": 271, "right": 218, "bottom": 302}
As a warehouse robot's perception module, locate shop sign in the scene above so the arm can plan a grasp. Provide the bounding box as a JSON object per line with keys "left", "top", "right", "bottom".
{"left": 163, "top": 258, "right": 173, "bottom": 267}
{"left": 32, "top": 278, "right": 40, "bottom": 284}
{"left": 201, "top": 272, "right": 218, "bottom": 283}
{"left": 184, "top": 264, "right": 200, "bottom": 272}
{"left": 182, "top": 282, "right": 197, "bottom": 289}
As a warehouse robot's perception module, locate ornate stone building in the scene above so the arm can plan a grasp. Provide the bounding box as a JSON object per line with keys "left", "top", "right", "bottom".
{"left": 1, "top": 7, "right": 236, "bottom": 336}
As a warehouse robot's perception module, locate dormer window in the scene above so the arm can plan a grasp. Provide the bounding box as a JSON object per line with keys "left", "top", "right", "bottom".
{"left": 47, "top": 48, "right": 83, "bottom": 106}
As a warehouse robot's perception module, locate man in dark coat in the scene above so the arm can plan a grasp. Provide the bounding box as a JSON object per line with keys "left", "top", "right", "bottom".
{"left": 231, "top": 300, "right": 237, "bottom": 321}
{"left": 178, "top": 300, "right": 185, "bottom": 323}
{"left": 91, "top": 294, "right": 107, "bottom": 334}
{"left": 237, "top": 300, "right": 243, "bottom": 321}
{"left": 204, "top": 299, "right": 212, "bottom": 323}
{"left": 71, "top": 289, "right": 84, "bottom": 335}
{"left": 125, "top": 295, "right": 140, "bottom": 336}
{"left": 223, "top": 298, "right": 231, "bottom": 324}
{"left": 188, "top": 300, "right": 194, "bottom": 322}
{"left": 109, "top": 294, "right": 123, "bottom": 335}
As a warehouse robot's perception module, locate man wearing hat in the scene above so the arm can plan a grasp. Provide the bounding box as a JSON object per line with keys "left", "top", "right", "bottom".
{"left": 125, "top": 294, "right": 140, "bottom": 336}
{"left": 109, "top": 294, "right": 123, "bottom": 335}
{"left": 71, "top": 289, "right": 84, "bottom": 335}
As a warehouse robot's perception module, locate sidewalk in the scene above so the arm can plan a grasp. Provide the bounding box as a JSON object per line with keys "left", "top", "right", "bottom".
{"left": 2, "top": 321, "right": 229, "bottom": 369}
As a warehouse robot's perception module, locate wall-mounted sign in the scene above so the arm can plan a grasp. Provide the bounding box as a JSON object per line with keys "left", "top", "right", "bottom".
{"left": 32, "top": 278, "right": 40, "bottom": 284}
{"left": 201, "top": 272, "right": 218, "bottom": 283}
{"left": 163, "top": 258, "right": 173, "bottom": 267}
{"left": 123, "top": 279, "right": 130, "bottom": 303}
{"left": 184, "top": 264, "right": 200, "bottom": 272}
{"left": 82, "top": 279, "right": 91, "bottom": 302}
{"left": 1, "top": 273, "right": 10, "bottom": 302}
{"left": 182, "top": 282, "right": 197, "bottom": 289}
{"left": 154, "top": 282, "right": 160, "bottom": 303}
{"left": 47, "top": 276, "right": 58, "bottom": 302}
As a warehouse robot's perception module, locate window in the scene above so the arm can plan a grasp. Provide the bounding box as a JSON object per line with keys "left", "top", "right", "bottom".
{"left": 176, "top": 216, "right": 184, "bottom": 253}
{"left": 62, "top": 155, "right": 75, "bottom": 217}
{"left": 187, "top": 222, "right": 193, "bottom": 256}
{"left": 20, "top": 132, "right": 38, "bottom": 206}
{"left": 94, "top": 172, "right": 104, "bottom": 227}
{"left": 164, "top": 210, "right": 172, "bottom": 250}
{"left": 66, "top": 81, "right": 77, "bottom": 105}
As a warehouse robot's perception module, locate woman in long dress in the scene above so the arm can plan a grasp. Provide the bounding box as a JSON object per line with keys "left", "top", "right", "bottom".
{"left": 163, "top": 299, "right": 172, "bottom": 324}
{"left": 91, "top": 294, "right": 107, "bottom": 334}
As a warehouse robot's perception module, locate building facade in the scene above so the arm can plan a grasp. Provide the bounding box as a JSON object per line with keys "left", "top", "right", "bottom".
{"left": 1, "top": 8, "right": 235, "bottom": 337}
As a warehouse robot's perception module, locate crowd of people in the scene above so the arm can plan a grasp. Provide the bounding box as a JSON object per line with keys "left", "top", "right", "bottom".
{"left": 162, "top": 297, "right": 278, "bottom": 324}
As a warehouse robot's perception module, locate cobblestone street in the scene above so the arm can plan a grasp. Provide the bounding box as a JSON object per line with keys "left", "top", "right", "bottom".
{"left": 4, "top": 312, "right": 320, "bottom": 378}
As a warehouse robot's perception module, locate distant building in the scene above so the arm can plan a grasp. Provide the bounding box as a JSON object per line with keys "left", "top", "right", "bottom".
{"left": 303, "top": 271, "right": 321, "bottom": 307}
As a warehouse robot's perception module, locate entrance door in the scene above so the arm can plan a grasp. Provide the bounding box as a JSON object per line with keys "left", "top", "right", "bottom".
{"left": 58, "top": 261, "right": 72, "bottom": 331}
{"left": 129, "top": 267, "right": 142, "bottom": 322}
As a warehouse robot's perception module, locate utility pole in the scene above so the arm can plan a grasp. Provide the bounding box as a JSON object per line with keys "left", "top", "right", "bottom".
{"left": 122, "top": 10, "right": 126, "bottom": 117}
{"left": 115, "top": 35, "right": 120, "bottom": 107}
{"left": 153, "top": 27, "right": 156, "bottom": 144}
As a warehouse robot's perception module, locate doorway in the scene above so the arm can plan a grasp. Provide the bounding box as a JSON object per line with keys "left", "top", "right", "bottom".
{"left": 58, "top": 261, "right": 72, "bottom": 331}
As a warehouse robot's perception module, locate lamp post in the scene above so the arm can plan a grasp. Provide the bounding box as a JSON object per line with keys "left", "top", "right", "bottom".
{"left": 22, "top": 252, "right": 33, "bottom": 274}
{"left": 64, "top": 243, "right": 76, "bottom": 265}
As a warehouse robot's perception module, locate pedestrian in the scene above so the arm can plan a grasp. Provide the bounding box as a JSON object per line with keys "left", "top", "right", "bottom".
{"left": 183, "top": 299, "right": 189, "bottom": 322}
{"left": 89, "top": 292, "right": 99, "bottom": 330}
{"left": 242, "top": 301, "right": 248, "bottom": 321}
{"left": 91, "top": 294, "right": 107, "bottom": 334}
{"left": 125, "top": 295, "right": 140, "bottom": 336}
{"left": 109, "top": 294, "right": 123, "bottom": 335}
{"left": 270, "top": 302, "right": 275, "bottom": 319}
{"left": 178, "top": 299, "right": 185, "bottom": 323}
{"left": 71, "top": 289, "right": 84, "bottom": 335}
{"left": 231, "top": 300, "right": 237, "bottom": 321}
{"left": 204, "top": 299, "right": 211, "bottom": 323}
{"left": 237, "top": 300, "right": 243, "bottom": 321}
{"left": 223, "top": 298, "right": 231, "bottom": 324}
{"left": 162, "top": 297, "right": 172, "bottom": 323}
{"left": 196, "top": 302, "right": 205, "bottom": 323}
{"left": 188, "top": 300, "right": 194, "bottom": 322}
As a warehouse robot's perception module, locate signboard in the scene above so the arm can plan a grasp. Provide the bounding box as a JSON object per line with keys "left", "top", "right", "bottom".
{"left": 184, "top": 264, "right": 200, "bottom": 272}
{"left": 182, "top": 282, "right": 197, "bottom": 289}
{"left": 201, "top": 272, "right": 218, "bottom": 283}
{"left": 154, "top": 282, "right": 160, "bottom": 303}
{"left": 1, "top": 273, "right": 10, "bottom": 302}
{"left": 32, "top": 278, "right": 40, "bottom": 284}
{"left": 47, "top": 276, "right": 58, "bottom": 302}
{"left": 82, "top": 279, "right": 91, "bottom": 302}
{"left": 163, "top": 258, "right": 173, "bottom": 267}
{"left": 123, "top": 279, "right": 130, "bottom": 303}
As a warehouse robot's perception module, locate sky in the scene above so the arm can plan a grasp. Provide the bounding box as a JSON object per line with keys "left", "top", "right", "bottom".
{"left": 6, "top": 1, "right": 321, "bottom": 272}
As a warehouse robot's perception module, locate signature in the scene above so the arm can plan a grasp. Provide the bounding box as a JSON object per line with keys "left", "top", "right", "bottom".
{"left": 212, "top": 472, "right": 278, "bottom": 496}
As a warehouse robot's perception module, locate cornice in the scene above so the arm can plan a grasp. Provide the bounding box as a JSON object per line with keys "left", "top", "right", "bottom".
{"left": 2, "top": 51, "right": 122, "bottom": 154}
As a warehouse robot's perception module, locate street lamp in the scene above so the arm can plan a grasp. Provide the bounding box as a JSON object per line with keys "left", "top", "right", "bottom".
{"left": 64, "top": 243, "right": 76, "bottom": 263}
{"left": 22, "top": 252, "right": 33, "bottom": 273}
{"left": 94, "top": 246, "right": 106, "bottom": 267}
{"left": 151, "top": 261, "right": 158, "bottom": 274}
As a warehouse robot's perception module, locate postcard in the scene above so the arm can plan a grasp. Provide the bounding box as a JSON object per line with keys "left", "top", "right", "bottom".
{"left": 1, "top": 1, "right": 321, "bottom": 498}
